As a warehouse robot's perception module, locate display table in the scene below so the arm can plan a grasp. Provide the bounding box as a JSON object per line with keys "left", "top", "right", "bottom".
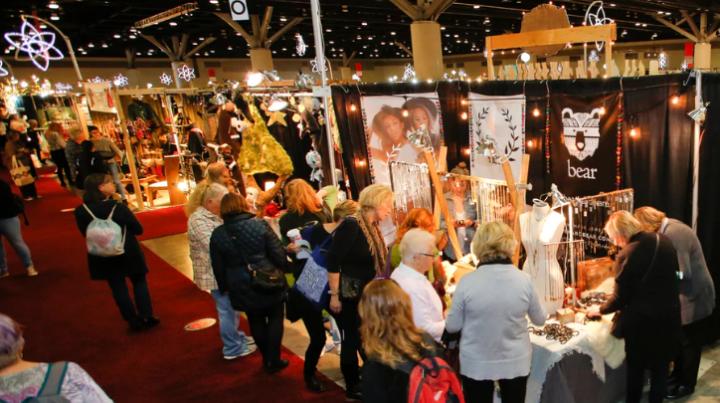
{"left": 527, "top": 321, "right": 625, "bottom": 403}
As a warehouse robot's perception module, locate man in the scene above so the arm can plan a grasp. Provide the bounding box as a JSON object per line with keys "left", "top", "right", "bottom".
{"left": 65, "top": 128, "right": 86, "bottom": 188}
{"left": 25, "top": 119, "right": 42, "bottom": 163}
{"left": 634, "top": 207, "right": 716, "bottom": 400}
{"left": 89, "top": 126, "right": 126, "bottom": 201}
{"left": 187, "top": 183, "right": 256, "bottom": 359}
{"left": 391, "top": 228, "right": 445, "bottom": 342}
{"left": 44, "top": 123, "right": 73, "bottom": 188}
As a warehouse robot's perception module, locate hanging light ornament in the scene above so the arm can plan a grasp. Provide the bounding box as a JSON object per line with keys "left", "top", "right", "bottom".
{"left": 4, "top": 20, "right": 64, "bottom": 71}
{"left": 310, "top": 56, "right": 328, "bottom": 73}
{"left": 658, "top": 52, "right": 668, "bottom": 70}
{"left": 89, "top": 76, "right": 106, "bottom": 84}
{"left": 402, "top": 63, "right": 416, "bottom": 82}
{"left": 0, "top": 60, "right": 8, "bottom": 77}
{"left": 295, "top": 33, "right": 307, "bottom": 57}
{"left": 176, "top": 64, "right": 196, "bottom": 82}
{"left": 588, "top": 49, "right": 600, "bottom": 63}
{"left": 583, "top": 1, "right": 613, "bottom": 51}
{"left": 159, "top": 72, "right": 173, "bottom": 85}
{"left": 113, "top": 73, "right": 129, "bottom": 87}
{"left": 688, "top": 101, "right": 709, "bottom": 123}
{"left": 54, "top": 82, "right": 72, "bottom": 93}
{"left": 295, "top": 73, "right": 314, "bottom": 88}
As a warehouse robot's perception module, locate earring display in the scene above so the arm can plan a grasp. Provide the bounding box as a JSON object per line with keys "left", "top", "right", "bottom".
{"left": 567, "top": 189, "right": 634, "bottom": 258}
{"left": 389, "top": 161, "right": 433, "bottom": 215}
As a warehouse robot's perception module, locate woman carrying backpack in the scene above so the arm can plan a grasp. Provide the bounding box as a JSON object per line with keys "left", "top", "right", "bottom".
{"left": 74, "top": 173, "right": 159, "bottom": 331}
{"left": 359, "top": 279, "right": 464, "bottom": 403}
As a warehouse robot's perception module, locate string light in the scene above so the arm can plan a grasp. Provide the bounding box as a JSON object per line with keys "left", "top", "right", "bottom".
{"left": 460, "top": 111, "right": 468, "bottom": 120}
{"left": 532, "top": 107, "right": 541, "bottom": 118}
{"left": 402, "top": 109, "right": 409, "bottom": 118}
{"left": 671, "top": 95, "right": 680, "bottom": 106}
{"left": 599, "top": 106, "right": 606, "bottom": 115}
{"left": 629, "top": 127, "right": 639, "bottom": 139}
{"left": 349, "top": 104, "right": 357, "bottom": 112}
{"left": 527, "top": 139, "right": 535, "bottom": 149}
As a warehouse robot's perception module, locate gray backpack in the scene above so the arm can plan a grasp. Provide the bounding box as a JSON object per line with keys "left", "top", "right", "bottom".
{"left": 26, "top": 362, "right": 70, "bottom": 403}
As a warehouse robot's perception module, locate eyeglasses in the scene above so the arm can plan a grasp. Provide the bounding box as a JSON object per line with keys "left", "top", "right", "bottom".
{"left": 417, "top": 250, "right": 440, "bottom": 258}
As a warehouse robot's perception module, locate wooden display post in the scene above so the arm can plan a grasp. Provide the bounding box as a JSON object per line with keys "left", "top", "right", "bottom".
{"left": 501, "top": 155, "right": 530, "bottom": 266}
{"left": 486, "top": 24, "right": 617, "bottom": 80}
{"left": 423, "top": 150, "right": 463, "bottom": 261}
{"left": 110, "top": 89, "right": 144, "bottom": 211}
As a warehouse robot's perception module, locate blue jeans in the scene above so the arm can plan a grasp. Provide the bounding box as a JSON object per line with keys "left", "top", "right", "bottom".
{"left": 107, "top": 162, "right": 126, "bottom": 199}
{"left": 0, "top": 216, "right": 33, "bottom": 273}
{"left": 210, "top": 290, "right": 248, "bottom": 356}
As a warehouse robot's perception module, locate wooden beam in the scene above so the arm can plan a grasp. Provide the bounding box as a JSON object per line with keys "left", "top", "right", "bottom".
{"left": 395, "top": 41, "right": 413, "bottom": 57}
{"left": 487, "top": 24, "right": 617, "bottom": 50}
{"left": 110, "top": 89, "right": 144, "bottom": 211}
{"left": 186, "top": 36, "right": 216, "bottom": 58}
{"left": 259, "top": 6, "right": 274, "bottom": 44}
{"left": 171, "top": 36, "right": 181, "bottom": 56}
{"left": 342, "top": 50, "right": 357, "bottom": 67}
{"left": 682, "top": 10, "right": 702, "bottom": 39}
{"left": 389, "top": 0, "right": 422, "bottom": 20}
{"left": 700, "top": 12, "right": 708, "bottom": 41}
{"left": 653, "top": 15, "right": 698, "bottom": 42}
{"left": 486, "top": 36, "right": 495, "bottom": 80}
{"left": 707, "top": 19, "right": 720, "bottom": 41}
{"left": 140, "top": 34, "right": 174, "bottom": 59}
{"left": 500, "top": 160, "right": 521, "bottom": 266}
{"left": 423, "top": 150, "right": 463, "bottom": 261}
{"left": 214, "top": 12, "right": 256, "bottom": 47}
{"left": 423, "top": 0, "right": 455, "bottom": 21}
{"left": 251, "top": 15, "right": 261, "bottom": 39}
{"left": 266, "top": 17, "right": 304, "bottom": 47}
{"left": 675, "top": 12, "right": 697, "bottom": 27}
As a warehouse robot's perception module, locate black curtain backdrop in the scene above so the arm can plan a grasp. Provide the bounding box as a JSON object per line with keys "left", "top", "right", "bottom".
{"left": 699, "top": 73, "right": 720, "bottom": 338}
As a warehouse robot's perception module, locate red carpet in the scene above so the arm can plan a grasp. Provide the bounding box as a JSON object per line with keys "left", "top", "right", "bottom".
{"left": 0, "top": 173, "right": 345, "bottom": 402}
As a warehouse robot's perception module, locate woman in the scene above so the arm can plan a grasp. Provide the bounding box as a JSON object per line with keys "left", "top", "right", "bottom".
{"left": 0, "top": 178, "right": 37, "bottom": 277}
{"left": 294, "top": 199, "right": 359, "bottom": 392}
{"left": 5, "top": 127, "right": 38, "bottom": 201}
{"left": 327, "top": 183, "right": 394, "bottom": 400}
{"left": 74, "top": 173, "right": 159, "bottom": 331}
{"left": 75, "top": 140, "right": 108, "bottom": 190}
{"left": 45, "top": 122, "right": 73, "bottom": 188}
{"left": 446, "top": 221, "right": 546, "bottom": 403}
{"left": 278, "top": 179, "right": 329, "bottom": 391}
{"left": 359, "top": 279, "right": 447, "bottom": 403}
{"left": 634, "top": 206, "right": 715, "bottom": 399}
{"left": 210, "top": 193, "right": 289, "bottom": 373}
{"left": 442, "top": 163, "right": 478, "bottom": 261}
{"left": 588, "top": 211, "right": 681, "bottom": 403}
{"left": 0, "top": 314, "right": 112, "bottom": 402}
{"left": 369, "top": 106, "right": 420, "bottom": 184}
{"left": 402, "top": 97, "right": 441, "bottom": 151}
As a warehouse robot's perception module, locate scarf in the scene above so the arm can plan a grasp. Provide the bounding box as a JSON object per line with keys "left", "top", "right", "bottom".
{"left": 355, "top": 211, "right": 387, "bottom": 277}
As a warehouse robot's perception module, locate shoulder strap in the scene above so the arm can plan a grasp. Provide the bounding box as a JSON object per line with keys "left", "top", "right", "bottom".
{"left": 107, "top": 204, "right": 117, "bottom": 220}
{"left": 38, "top": 362, "right": 69, "bottom": 397}
{"left": 82, "top": 204, "right": 98, "bottom": 220}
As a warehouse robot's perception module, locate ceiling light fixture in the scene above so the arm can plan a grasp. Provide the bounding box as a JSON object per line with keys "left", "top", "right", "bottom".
{"left": 48, "top": 1, "right": 60, "bottom": 10}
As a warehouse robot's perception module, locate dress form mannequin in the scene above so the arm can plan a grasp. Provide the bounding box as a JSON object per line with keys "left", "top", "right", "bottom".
{"left": 520, "top": 199, "right": 566, "bottom": 314}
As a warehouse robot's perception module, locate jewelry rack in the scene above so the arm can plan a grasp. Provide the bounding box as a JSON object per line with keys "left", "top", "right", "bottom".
{"left": 570, "top": 188, "right": 634, "bottom": 257}
{"left": 443, "top": 172, "right": 514, "bottom": 228}
{"left": 545, "top": 239, "right": 586, "bottom": 306}
{"left": 389, "top": 160, "right": 434, "bottom": 216}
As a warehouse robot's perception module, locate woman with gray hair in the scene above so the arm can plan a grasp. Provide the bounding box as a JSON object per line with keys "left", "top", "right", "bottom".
{"left": 0, "top": 313, "right": 112, "bottom": 402}
{"left": 446, "top": 221, "right": 546, "bottom": 403}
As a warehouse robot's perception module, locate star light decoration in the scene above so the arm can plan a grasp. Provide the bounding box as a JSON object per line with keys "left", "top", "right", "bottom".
{"left": 310, "top": 56, "right": 328, "bottom": 73}
{"left": 4, "top": 21, "right": 64, "bottom": 71}
{"left": 159, "top": 72, "right": 173, "bottom": 86}
{"left": 402, "top": 64, "right": 416, "bottom": 82}
{"left": 113, "top": 74, "right": 129, "bottom": 87}
{"left": 54, "top": 82, "right": 72, "bottom": 93}
{"left": 295, "top": 33, "right": 307, "bottom": 57}
{"left": 90, "top": 76, "right": 106, "bottom": 84}
{"left": 584, "top": 1, "right": 613, "bottom": 51}
{"left": 0, "top": 60, "right": 8, "bottom": 77}
{"left": 176, "top": 64, "right": 195, "bottom": 82}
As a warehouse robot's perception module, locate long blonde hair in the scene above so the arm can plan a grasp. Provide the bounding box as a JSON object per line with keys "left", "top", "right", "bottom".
{"left": 284, "top": 178, "right": 321, "bottom": 215}
{"left": 359, "top": 280, "right": 432, "bottom": 367}
{"left": 634, "top": 206, "right": 666, "bottom": 232}
{"left": 185, "top": 181, "right": 211, "bottom": 216}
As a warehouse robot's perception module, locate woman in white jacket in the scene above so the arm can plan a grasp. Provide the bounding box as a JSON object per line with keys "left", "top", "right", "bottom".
{"left": 446, "top": 221, "right": 546, "bottom": 403}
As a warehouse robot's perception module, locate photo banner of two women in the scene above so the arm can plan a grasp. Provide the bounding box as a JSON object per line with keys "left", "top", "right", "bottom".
{"left": 360, "top": 93, "right": 443, "bottom": 185}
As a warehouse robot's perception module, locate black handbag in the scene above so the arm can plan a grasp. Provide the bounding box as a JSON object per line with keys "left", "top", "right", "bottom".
{"left": 226, "top": 226, "right": 287, "bottom": 293}
{"left": 611, "top": 234, "right": 660, "bottom": 338}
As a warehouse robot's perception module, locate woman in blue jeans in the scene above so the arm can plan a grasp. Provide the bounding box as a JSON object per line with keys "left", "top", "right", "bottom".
{"left": 0, "top": 178, "right": 37, "bottom": 277}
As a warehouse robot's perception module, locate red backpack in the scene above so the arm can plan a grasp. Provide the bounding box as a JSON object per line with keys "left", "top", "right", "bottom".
{"left": 407, "top": 357, "right": 465, "bottom": 403}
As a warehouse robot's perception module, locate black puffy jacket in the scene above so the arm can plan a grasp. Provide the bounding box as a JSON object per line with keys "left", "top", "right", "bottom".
{"left": 210, "top": 212, "right": 288, "bottom": 312}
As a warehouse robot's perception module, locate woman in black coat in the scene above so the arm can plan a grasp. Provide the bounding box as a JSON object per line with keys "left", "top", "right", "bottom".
{"left": 210, "top": 192, "right": 290, "bottom": 373}
{"left": 74, "top": 173, "right": 158, "bottom": 331}
{"left": 75, "top": 140, "right": 108, "bottom": 190}
{"left": 589, "top": 211, "right": 681, "bottom": 403}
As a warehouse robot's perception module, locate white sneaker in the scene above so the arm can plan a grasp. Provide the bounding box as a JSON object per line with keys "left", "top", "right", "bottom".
{"left": 27, "top": 266, "right": 38, "bottom": 277}
{"left": 224, "top": 344, "right": 257, "bottom": 360}
{"left": 245, "top": 336, "right": 256, "bottom": 346}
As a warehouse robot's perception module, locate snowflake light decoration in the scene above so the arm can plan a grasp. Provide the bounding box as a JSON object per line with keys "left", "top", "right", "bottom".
{"left": 4, "top": 20, "right": 64, "bottom": 71}
{"left": 89, "top": 76, "right": 106, "bottom": 84}
{"left": 113, "top": 74, "right": 129, "bottom": 87}
{"left": 402, "top": 63, "right": 416, "bottom": 81}
{"left": 159, "top": 72, "right": 173, "bottom": 85}
{"left": 588, "top": 49, "right": 600, "bottom": 63}
{"left": 658, "top": 52, "right": 668, "bottom": 70}
{"left": 54, "top": 82, "right": 72, "bottom": 93}
{"left": 176, "top": 64, "right": 195, "bottom": 82}
{"left": 0, "top": 60, "right": 8, "bottom": 77}
{"left": 310, "top": 56, "right": 328, "bottom": 73}
{"left": 584, "top": 1, "right": 613, "bottom": 51}
{"left": 295, "top": 33, "right": 307, "bottom": 57}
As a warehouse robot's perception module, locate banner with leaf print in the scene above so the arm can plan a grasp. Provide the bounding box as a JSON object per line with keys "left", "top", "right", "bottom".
{"left": 468, "top": 93, "right": 526, "bottom": 181}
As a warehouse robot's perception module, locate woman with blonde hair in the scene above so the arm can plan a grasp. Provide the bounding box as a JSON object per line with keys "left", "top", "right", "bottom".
{"left": 327, "top": 183, "right": 394, "bottom": 400}
{"left": 359, "top": 279, "right": 445, "bottom": 402}
{"left": 446, "top": 221, "right": 546, "bottom": 403}
{"left": 588, "top": 210, "right": 681, "bottom": 403}
{"left": 279, "top": 178, "right": 327, "bottom": 244}
{"left": 633, "top": 206, "right": 714, "bottom": 399}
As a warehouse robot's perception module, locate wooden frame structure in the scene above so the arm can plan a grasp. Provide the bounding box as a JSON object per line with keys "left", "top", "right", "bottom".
{"left": 485, "top": 24, "right": 617, "bottom": 80}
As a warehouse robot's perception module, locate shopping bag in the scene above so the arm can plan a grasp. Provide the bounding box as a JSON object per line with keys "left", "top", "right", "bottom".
{"left": 30, "top": 153, "right": 42, "bottom": 168}
{"left": 11, "top": 156, "right": 35, "bottom": 187}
